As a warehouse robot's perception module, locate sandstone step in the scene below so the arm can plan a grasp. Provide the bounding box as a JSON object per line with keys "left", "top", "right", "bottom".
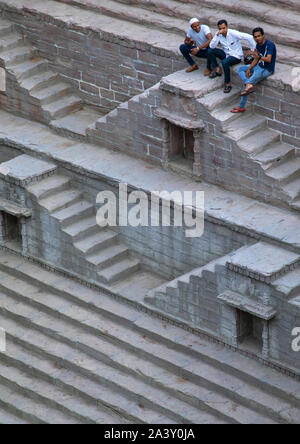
{"left": 0, "top": 251, "right": 299, "bottom": 410}
{"left": 0, "top": 407, "right": 29, "bottom": 424}
{"left": 260, "top": 0, "right": 299, "bottom": 11}
{"left": 74, "top": 229, "right": 119, "bottom": 255}
{"left": 30, "top": 81, "right": 73, "bottom": 105}
{"left": 266, "top": 158, "right": 300, "bottom": 184}
{"left": 43, "top": 95, "right": 83, "bottom": 120}
{"left": 0, "top": 341, "right": 130, "bottom": 424}
{"left": 198, "top": 86, "right": 241, "bottom": 112}
{"left": 21, "top": 70, "right": 58, "bottom": 92}
{"left": 0, "top": 32, "right": 24, "bottom": 51}
{"left": 0, "top": 44, "right": 38, "bottom": 64}
{"left": 8, "top": 57, "right": 49, "bottom": 81}
{"left": 51, "top": 107, "right": 106, "bottom": 139}
{"left": 0, "top": 316, "right": 205, "bottom": 424}
{"left": 113, "top": 0, "right": 300, "bottom": 29}
{"left": 55, "top": 0, "right": 300, "bottom": 52}
{"left": 291, "top": 199, "right": 300, "bottom": 211}
{"left": 52, "top": 200, "right": 95, "bottom": 227}
{"left": 98, "top": 258, "right": 140, "bottom": 284}
{"left": 0, "top": 279, "right": 292, "bottom": 423}
{"left": 212, "top": 102, "right": 250, "bottom": 128}
{"left": 87, "top": 243, "right": 129, "bottom": 269}
{"left": 27, "top": 174, "right": 71, "bottom": 200}
{"left": 273, "top": 268, "right": 300, "bottom": 300}
{"left": 282, "top": 178, "right": 300, "bottom": 201}
{"left": 62, "top": 215, "right": 99, "bottom": 241}
{"left": 0, "top": 379, "right": 79, "bottom": 424}
{"left": 225, "top": 114, "right": 266, "bottom": 141}
{"left": 0, "top": 287, "right": 274, "bottom": 424}
{"left": 237, "top": 128, "right": 280, "bottom": 155}
{"left": 39, "top": 188, "right": 83, "bottom": 213}
{"left": 251, "top": 142, "right": 295, "bottom": 170}
{"left": 160, "top": 69, "right": 223, "bottom": 98}
{"left": 0, "top": 361, "right": 103, "bottom": 424}
{"left": 0, "top": 19, "right": 14, "bottom": 37}
{"left": 110, "top": 270, "right": 165, "bottom": 303}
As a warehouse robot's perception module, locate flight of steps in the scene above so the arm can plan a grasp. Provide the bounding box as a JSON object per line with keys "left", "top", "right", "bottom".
{"left": 0, "top": 19, "right": 105, "bottom": 140}
{"left": 197, "top": 84, "right": 300, "bottom": 210}
{"left": 0, "top": 250, "right": 300, "bottom": 424}
{"left": 54, "top": 0, "right": 300, "bottom": 67}
{"left": 26, "top": 172, "right": 163, "bottom": 298}
{"left": 145, "top": 252, "right": 234, "bottom": 322}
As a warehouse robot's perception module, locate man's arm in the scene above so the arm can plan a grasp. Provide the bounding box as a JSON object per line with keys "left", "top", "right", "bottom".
{"left": 246, "top": 56, "right": 259, "bottom": 78}
{"left": 232, "top": 30, "right": 256, "bottom": 51}
{"left": 199, "top": 33, "right": 213, "bottom": 49}
{"left": 210, "top": 33, "right": 221, "bottom": 49}
{"left": 191, "top": 33, "right": 213, "bottom": 54}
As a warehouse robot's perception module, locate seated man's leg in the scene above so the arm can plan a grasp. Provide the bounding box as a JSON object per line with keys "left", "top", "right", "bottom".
{"left": 238, "top": 65, "right": 250, "bottom": 84}
{"left": 241, "top": 65, "right": 273, "bottom": 94}
{"left": 195, "top": 48, "right": 212, "bottom": 74}
{"left": 247, "top": 65, "right": 272, "bottom": 86}
{"left": 208, "top": 48, "right": 226, "bottom": 77}
{"left": 179, "top": 43, "right": 197, "bottom": 68}
{"left": 222, "top": 56, "right": 241, "bottom": 85}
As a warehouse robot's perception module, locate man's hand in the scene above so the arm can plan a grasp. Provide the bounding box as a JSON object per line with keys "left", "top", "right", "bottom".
{"left": 246, "top": 68, "right": 252, "bottom": 78}
{"left": 184, "top": 37, "right": 195, "bottom": 46}
{"left": 191, "top": 47, "right": 199, "bottom": 55}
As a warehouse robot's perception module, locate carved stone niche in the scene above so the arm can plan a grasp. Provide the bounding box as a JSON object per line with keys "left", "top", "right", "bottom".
{"left": 218, "top": 290, "right": 277, "bottom": 359}
{"left": 0, "top": 198, "right": 31, "bottom": 254}
{"left": 154, "top": 108, "right": 204, "bottom": 182}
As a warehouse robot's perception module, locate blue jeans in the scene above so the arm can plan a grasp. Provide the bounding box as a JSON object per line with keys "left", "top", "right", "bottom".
{"left": 207, "top": 48, "right": 241, "bottom": 83}
{"left": 238, "top": 65, "right": 272, "bottom": 108}
{"left": 179, "top": 44, "right": 211, "bottom": 69}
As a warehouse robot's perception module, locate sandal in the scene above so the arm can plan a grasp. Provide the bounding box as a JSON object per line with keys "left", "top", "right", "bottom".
{"left": 241, "top": 86, "right": 255, "bottom": 96}
{"left": 230, "top": 107, "right": 246, "bottom": 113}
{"left": 224, "top": 85, "right": 232, "bottom": 93}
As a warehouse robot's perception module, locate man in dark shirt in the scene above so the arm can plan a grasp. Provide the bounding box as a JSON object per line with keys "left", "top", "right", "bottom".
{"left": 231, "top": 27, "right": 277, "bottom": 113}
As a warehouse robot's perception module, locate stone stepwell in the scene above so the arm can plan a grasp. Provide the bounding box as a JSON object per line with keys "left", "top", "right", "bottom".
{"left": 0, "top": 250, "right": 300, "bottom": 424}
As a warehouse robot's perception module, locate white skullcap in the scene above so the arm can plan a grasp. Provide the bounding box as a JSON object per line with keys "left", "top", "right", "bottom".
{"left": 189, "top": 18, "right": 200, "bottom": 27}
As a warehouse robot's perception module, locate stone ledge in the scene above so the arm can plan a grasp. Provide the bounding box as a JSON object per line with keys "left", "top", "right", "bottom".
{"left": 227, "top": 242, "right": 300, "bottom": 283}
{"left": 0, "top": 197, "right": 31, "bottom": 218}
{"left": 154, "top": 107, "right": 204, "bottom": 130}
{"left": 218, "top": 290, "right": 277, "bottom": 320}
{"left": 0, "top": 154, "right": 57, "bottom": 186}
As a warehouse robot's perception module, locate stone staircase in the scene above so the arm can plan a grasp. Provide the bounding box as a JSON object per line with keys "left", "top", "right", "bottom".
{"left": 145, "top": 251, "right": 236, "bottom": 326}
{"left": 26, "top": 171, "right": 164, "bottom": 298}
{"left": 198, "top": 85, "right": 300, "bottom": 211}
{"left": 0, "top": 250, "right": 300, "bottom": 423}
{"left": 54, "top": 0, "right": 300, "bottom": 67}
{"left": 0, "top": 19, "right": 105, "bottom": 140}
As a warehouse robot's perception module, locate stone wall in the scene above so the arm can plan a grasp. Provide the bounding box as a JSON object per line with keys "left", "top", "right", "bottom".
{"left": 249, "top": 84, "right": 300, "bottom": 151}
{"left": 88, "top": 84, "right": 165, "bottom": 164}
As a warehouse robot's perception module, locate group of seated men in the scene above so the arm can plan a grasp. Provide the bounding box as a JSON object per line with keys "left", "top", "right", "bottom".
{"left": 179, "top": 18, "right": 277, "bottom": 113}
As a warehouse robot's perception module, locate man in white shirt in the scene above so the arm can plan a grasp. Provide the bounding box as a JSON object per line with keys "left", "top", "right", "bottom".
{"left": 208, "top": 19, "right": 256, "bottom": 93}
{"left": 180, "top": 18, "right": 213, "bottom": 75}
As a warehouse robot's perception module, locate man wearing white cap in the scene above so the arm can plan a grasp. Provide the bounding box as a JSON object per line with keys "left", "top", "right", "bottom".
{"left": 179, "top": 18, "right": 213, "bottom": 74}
